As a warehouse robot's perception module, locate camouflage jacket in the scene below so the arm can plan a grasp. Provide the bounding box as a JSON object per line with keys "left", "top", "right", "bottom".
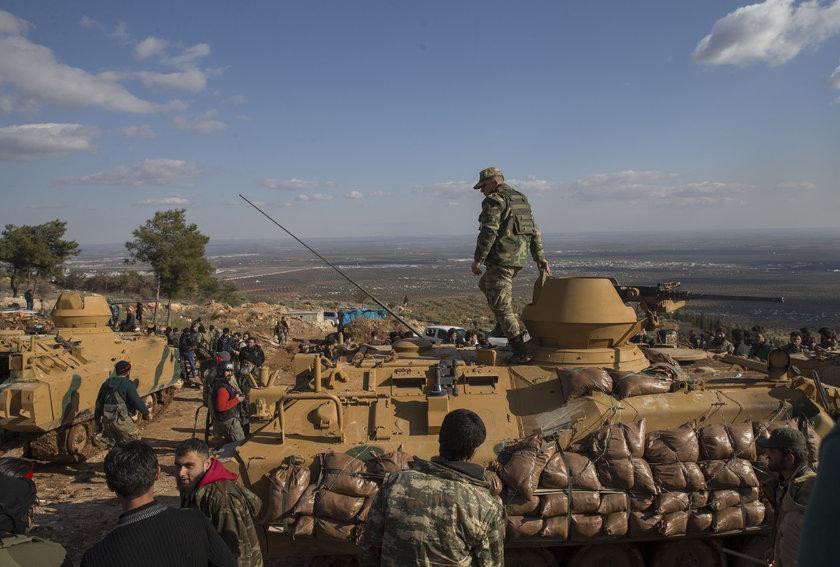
{"left": 474, "top": 183, "right": 545, "bottom": 268}
{"left": 358, "top": 458, "right": 505, "bottom": 567}
{"left": 772, "top": 464, "right": 816, "bottom": 567}
{"left": 181, "top": 459, "right": 264, "bottom": 567}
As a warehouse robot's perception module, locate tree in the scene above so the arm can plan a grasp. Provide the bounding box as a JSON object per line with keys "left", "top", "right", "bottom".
{"left": 0, "top": 220, "right": 79, "bottom": 296}
{"left": 126, "top": 210, "right": 214, "bottom": 324}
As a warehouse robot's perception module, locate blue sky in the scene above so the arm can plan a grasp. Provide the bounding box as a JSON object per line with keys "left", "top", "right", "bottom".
{"left": 1, "top": 1, "right": 839, "bottom": 244}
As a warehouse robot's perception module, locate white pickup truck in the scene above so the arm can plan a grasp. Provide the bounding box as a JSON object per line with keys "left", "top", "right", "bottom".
{"left": 422, "top": 325, "right": 508, "bottom": 347}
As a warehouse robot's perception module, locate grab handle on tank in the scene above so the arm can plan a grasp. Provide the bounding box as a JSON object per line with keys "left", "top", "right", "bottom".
{"left": 277, "top": 392, "right": 344, "bottom": 444}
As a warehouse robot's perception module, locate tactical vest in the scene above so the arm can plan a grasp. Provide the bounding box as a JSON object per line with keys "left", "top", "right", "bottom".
{"left": 212, "top": 378, "right": 239, "bottom": 421}
{"left": 102, "top": 387, "right": 129, "bottom": 421}
{"left": 498, "top": 187, "right": 537, "bottom": 237}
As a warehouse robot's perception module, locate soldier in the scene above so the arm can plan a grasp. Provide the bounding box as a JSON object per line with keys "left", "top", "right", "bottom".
{"left": 94, "top": 361, "right": 149, "bottom": 446}
{"left": 179, "top": 327, "right": 199, "bottom": 386}
{"left": 799, "top": 327, "right": 815, "bottom": 350}
{"left": 749, "top": 328, "right": 774, "bottom": 361}
{"left": 783, "top": 331, "right": 806, "bottom": 354}
{"left": 175, "top": 438, "right": 263, "bottom": 567}
{"left": 705, "top": 328, "right": 734, "bottom": 354}
{"left": 359, "top": 409, "right": 504, "bottom": 566}
{"left": 758, "top": 427, "right": 816, "bottom": 567}
{"left": 210, "top": 362, "right": 246, "bottom": 444}
{"left": 816, "top": 327, "right": 837, "bottom": 350}
{"left": 275, "top": 317, "right": 289, "bottom": 346}
{"left": 23, "top": 288, "right": 34, "bottom": 311}
{"left": 470, "top": 166, "right": 549, "bottom": 364}
{"left": 135, "top": 301, "right": 144, "bottom": 324}
{"left": 731, "top": 329, "right": 751, "bottom": 356}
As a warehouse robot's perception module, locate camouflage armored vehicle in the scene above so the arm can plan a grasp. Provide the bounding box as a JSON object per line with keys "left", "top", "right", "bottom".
{"left": 229, "top": 276, "right": 835, "bottom": 566}
{"left": 0, "top": 291, "right": 181, "bottom": 460}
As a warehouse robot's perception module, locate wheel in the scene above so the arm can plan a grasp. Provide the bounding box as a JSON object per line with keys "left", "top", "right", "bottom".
{"left": 648, "top": 539, "right": 724, "bottom": 567}
{"left": 65, "top": 423, "right": 90, "bottom": 456}
{"left": 505, "top": 548, "right": 560, "bottom": 567}
{"left": 567, "top": 544, "right": 644, "bottom": 567}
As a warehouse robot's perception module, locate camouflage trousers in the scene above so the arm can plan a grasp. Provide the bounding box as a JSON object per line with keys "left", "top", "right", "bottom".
{"left": 218, "top": 417, "right": 246, "bottom": 443}
{"left": 478, "top": 265, "right": 522, "bottom": 339}
{"left": 101, "top": 416, "right": 141, "bottom": 446}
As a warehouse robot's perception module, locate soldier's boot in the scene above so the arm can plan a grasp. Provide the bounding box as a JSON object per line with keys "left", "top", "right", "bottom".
{"left": 508, "top": 333, "right": 533, "bottom": 364}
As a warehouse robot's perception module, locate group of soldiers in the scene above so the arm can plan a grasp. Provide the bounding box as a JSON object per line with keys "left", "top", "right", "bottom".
{"left": 690, "top": 325, "right": 839, "bottom": 361}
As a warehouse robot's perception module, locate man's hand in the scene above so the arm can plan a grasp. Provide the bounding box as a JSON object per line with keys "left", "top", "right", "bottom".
{"left": 537, "top": 259, "right": 551, "bottom": 274}
{"left": 471, "top": 260, "right": 483, "bottom": 275}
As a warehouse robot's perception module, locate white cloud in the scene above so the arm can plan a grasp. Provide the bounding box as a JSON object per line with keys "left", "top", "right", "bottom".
{"left": 831, "top": 63, "right": 840, "bottom": 87}
{"left": 693, "top": 0, "right": 840, "bottom": 66}
{"left": 261, "top": 178, "right": 323, "bottom": 190}
{"left": 508, "top": 176, "right": 558, "bottom": 193}
{"left": 166, "top": 43, "right": 211, "bottom": 68}
{"left": 135, "top": 36, "right": 169, "bottom": 60}
{"left": 121, "top": 124, "right": 156, "bottom": 139}
{"left": 134, "top": 196, "right": 190, "bottom": 206}
{"left": 773, "top": 180, "right": 816, "bottom": 190}
{"left": 562, "top": 171, "right": 746, "bottom": 205}
{"left": 79, "top": 15, "right": 99, "bottom": 30}
{"left": 0, "top": 123, "right": 98, "bottom": 160}
{"left": 80, "top": 16, "right": 131, "bottom": 44}
{"left": 135, "top": 68, "right": 207, "bottom": 91}
{"left": 173, "top": 111, "right": 226, "bottom": 134}
{"left": 0, "top": 9, "right": 159, "bottom": 113}
{"left": 295, "top": 193, "right": 334, "bottom": 202}
{"left": 345, "top": 190, "right": 364, "bottom": 199}
{"left": 413, "top": 180, "right": 473, "bottom": 197}
{"left": 368, "top": 190, "right": 387, "bottom": 197}
{"left": 65, "top": 158, "right": 203, "bottom": 187}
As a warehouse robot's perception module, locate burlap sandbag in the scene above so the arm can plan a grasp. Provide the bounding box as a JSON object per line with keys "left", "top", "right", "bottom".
{"left": 293, "top": 515, "right": 314, "bottom": 538}
{"left": 613, "top": 373, "right": 672, "bottom": 399}
{"left": 744, "top": 500, "right": 766, "bottom": 527}
{"left": 367, "top": 447, "right": 413, "bottom": 475}
{"left": 558, "top": 367, "right": 613, "bottom": 401}
{"left": 632, "top": 458, "right": 657, "bottom": 493}
{"left": 540, "top": 516, "right": 568, "bottom": 539}
{"left": 541, "top": 452, "right": 602, "bottom": 490}
{"left": 507, "top": 516, "right": 544, "bottom": 538}
{"left": 596, "top": 457, "right": 633, "bottom": 490}
{"left": 689, "top": 510, "right": 713, "bottom": 532}
{"left": 539, "top": 493, "right": 568, "bottom": 517}
{"left": 690, "top": 490, "right": 709, "bottom": 508}
{"left": 654, "top": 492, "right": 689, "bottom": 515}
{"left": 631, "top": 494, "right": 655, "bottom": 512}
{"left": 700, "top": 459, "right": 758, "bottom": 489}
{"left": 630, "top": 511, "right": 662, "bottom": 536}
{"left": 321, "top": 452, "right": 377, "bottom": 497}
{"left": 314, "top": 489, "right": 365, "bottom": 523}
{"left": 570, "top": 514, "right": 602, "bottom": 539}
{"left": 357, "top": 495, "right": 374, "bottom": 523}
{"left": 699, "top": 422, "right": 756, "bottom": 461}
{"left": 708, "top": 489, "right": 740, "bottom": 511}
{"left": 570, "top": 491, "right": 601, "bottom": 514}
{"left": 645, "top": 425, "right": 700, "bottom": 463}
{"left": 650, "top": 461, "right": 706, "bottom": 491}
{"left": 659, "top": 511, "right": 688, "bottom": 537}
{"left": 261, "top": 463, "right": 311, "bottom": 523}
{"left": 603, "top": 512, "right": 629, "bottom": 537}
{"left": 484, "top": 471, "right": 503, "bottom": 497}
{"left": 314, "top": 517, "right": 356, "bottom": 542}
{"left": 499, "top": 437, "right": 556, "bottom": 499}
{"left": 711, "top": 506, "right": 744, "bottom": 533}
{"left": 597, "top": 492, "right": 629, "bottom": 515}
{"left": 504, "top": 494, "right": 540, "bottom": 516}
{"left": 585, "top": 420, "right": 647, "bottom": 459}
{"left": 293, "top": 484, "right": 317, "bottom": 516}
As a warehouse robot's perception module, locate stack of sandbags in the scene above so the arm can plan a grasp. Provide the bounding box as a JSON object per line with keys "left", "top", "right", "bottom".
{"left": 583, "top": 420, "right": 656, "bottom": 497}
{"left": 291, "top": 448, "right": 413, "bottom": 542}
{"left": 557, "top": 367, "right": 613, "bottom": 401}
{"left": 261, "top": 459, "right": 311, "bottom": 525}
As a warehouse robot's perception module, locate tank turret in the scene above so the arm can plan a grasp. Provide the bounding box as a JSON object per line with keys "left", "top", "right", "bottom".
{"left": 50, "top": 291, "right": 112, "bottom": 329}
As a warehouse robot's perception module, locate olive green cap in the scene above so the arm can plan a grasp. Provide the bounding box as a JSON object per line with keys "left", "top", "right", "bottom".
{"left": 756, "top": 427, "right": 806, "bottom": 450}
{"left": 473, "top": 166, "right": 503, "bottom": 190}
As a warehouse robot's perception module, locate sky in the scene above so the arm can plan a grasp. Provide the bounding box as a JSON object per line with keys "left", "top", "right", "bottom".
{"left": 0, "top": 0, "right": 839, "bottom": 245}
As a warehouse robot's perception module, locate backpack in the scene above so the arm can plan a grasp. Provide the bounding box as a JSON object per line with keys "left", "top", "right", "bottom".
{"left": 102, "top": 386, "right": 129, "bottom": 421}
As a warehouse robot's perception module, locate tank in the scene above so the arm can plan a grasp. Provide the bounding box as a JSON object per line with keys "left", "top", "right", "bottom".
{"left": 230, "top": 276, "right": 834, "bottom": 566}
{"left": 0, "top": 291, "right": 181, "bottom": 460}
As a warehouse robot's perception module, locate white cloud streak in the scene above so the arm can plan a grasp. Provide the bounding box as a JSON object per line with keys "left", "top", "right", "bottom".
{"left": 261, "top": 178, "right": 321, "bottom": 191}
{"left": 173, "top": 111, "right": 226, "bottom": 134}
{"left": 693, "top": 0, "right": 840, "bottom": 66}
{"left": 64, "top": 158, "right": 204, "bottom": 187}
{"left": 0, "top": 123, "right": 98, "bottom": 160}
{"left": 121, "top": 124, "right": 156, "bottom": 139}
{"left": 345, "top": 190, "right": 364, "bottom": 199}
{"left": 133, "top": 196, "right": 190, "bottom": 206}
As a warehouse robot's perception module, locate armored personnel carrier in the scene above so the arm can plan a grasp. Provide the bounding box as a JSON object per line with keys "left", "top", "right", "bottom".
{"left": 229, "top": 276, "right": 834, "bottom": 566}
{"left": 0, "top": 291, "right": 181, "bottom": 460}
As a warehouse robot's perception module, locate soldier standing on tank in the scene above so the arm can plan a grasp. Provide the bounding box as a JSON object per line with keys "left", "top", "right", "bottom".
{"left": 470, "top": 166, "right": 549, "bottom": 364}
{"left": 359, "top": 409, "right": 504, "bottom": 566}
{"left": 94, "top": 361, "right": 150, "bottom": 446}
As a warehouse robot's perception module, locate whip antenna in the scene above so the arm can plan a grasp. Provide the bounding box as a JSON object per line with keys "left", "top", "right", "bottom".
{"left": 239, "top": 194, "right": 423, "bottom": 337}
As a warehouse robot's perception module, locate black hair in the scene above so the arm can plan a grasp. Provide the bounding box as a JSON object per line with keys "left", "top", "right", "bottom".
{"left": 104, "top": 441, "right": 158, "bottom": 500}
{"left": 439, "top": 409, "right": 486, "bottom": 461}
{"left": 0, "top": 457, "right": 33, "bottom": 479}
{"left": 731, "top": 329, "right": 743, "bottom": 341}
{"left": 174, "top": 438, "right": 210, "bottom": 460}
{"left": 783, "top": 446, "right": 809, "bottom": 468}
{"left": 223, "top": 327, "right": 230, "bottom": 333}
{"left": 197, "top": 325, "right": 206, "bottom": 333}
{"left": 790, "top": 331, "right": 802, "bottom": 339}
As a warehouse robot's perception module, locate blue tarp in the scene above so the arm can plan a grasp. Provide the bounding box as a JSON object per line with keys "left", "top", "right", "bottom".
{"left": 339, "top": 308, "right": 387, "bottom": 328}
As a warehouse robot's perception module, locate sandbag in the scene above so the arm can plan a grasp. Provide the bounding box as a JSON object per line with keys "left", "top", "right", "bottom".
{"left": 689, "top": 510, "right": 713, "bottom": 532}
{"left": 659, "top": 511, "right": 688, "bottom": 536}
{"left": 314, "top": 489, "right": 365, "bottom": 523}
{"left": 613, "top": 373, "right": 672, "bottom": 399}
{"left": 314, "top": 517, "right": 356, "bottom": 542}
{"left": 357, "top": 495, "right": 374, "bottom": 523}
{"left": 558, "top": 367, "right": 613, "bottom": 401}
{"left": 570, "top": 514, "right": 602, "bottom": 539}
{"left": 541, "top": 452, "right": 602, "bottom": 490}
{"left": 645, "top": 425, "right": 700, "bottom": 463}
{"left": 499, "top": 437, "right": 556, "bottom": 499}
{"left": 596, "top": 457, "right": 633, "bottom": 490}
{"left": 484, "top": 471, "right": 503, "bottom": 497}
{"left": 708, "top": 489, "right": 740, "bottom": 511}
{"left": 711, "top": 506, "right": 744, "bottom": 533}
{"left": 631, "top": 495, "right": 655, "bottom": 512}
{"left": 650, "top": 462, "right": 706, "bottom": 491}
{"left": 602, "top": 512, "right": 628, "bottom": 537}
{"left": 293, "top": 515, "right": 314, "bottom": 538}
{"left": 654, "top": 492, "right": 689, "bottom": 515}
{"left": 700, "top": 459, "right": 758, "bottom": 489}
{"left": 539, "top": 493, "right": 568, "bottom": 517}
{"left": 699, "top": 422, "right": 756, "bottom": 461}
{"left": 585, "top": 420, "right": 647, "bottom": 459}
{"left": 744, "top": 500, "right": 766, "bottom": 527}
{"left": 690, "top": 490, "right": 709, "bottom": 508}
{"left": 293, "top": 484, "right": 317, "bottom": 516}
{"left": 504, "top": 494, "right": 540, "bottom": 516}
{"left": 540, "top": 516, "right": 568, "bottom": 539}
{"left": 632, "top": 458, "right": 657, "bottom": 493}
{"left": 507, "top": 516, "right": 543, "bottom": 538}
{"left": 597, "top": 492, "right": 629, "bottom": 515}
{"left": 630, "top": 511, "right": 662, "bottom": 536}
{"left": 320, "top": 452, "right": 377, "bottom": 497}
{"left": 570, "top": 491, "right": 601, "bottom": 514}
{"left": 261, "top": 463, "right": 311, "bottom": 523}
{"left": 367, "top": 447, "right": 413, "bottom": 475}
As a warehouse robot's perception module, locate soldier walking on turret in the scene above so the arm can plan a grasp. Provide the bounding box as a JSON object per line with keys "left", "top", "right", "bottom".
{"left": 470, "top": 167, "right": 549, "bottom": 363}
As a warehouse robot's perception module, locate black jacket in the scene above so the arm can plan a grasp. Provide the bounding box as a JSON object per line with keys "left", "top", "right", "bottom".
{"left": 239, "top": 345, "right": 265, "bottom": 367}
{"left": 179, "top": 332, "right": 197, "bottom": 353}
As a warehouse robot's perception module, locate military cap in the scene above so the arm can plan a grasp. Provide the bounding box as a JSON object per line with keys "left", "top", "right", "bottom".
{"left": 473, "top": 166, "right": 503, "bottom": 189}
{"left": 757, "top": 427, "right": 807, "bottom": 450}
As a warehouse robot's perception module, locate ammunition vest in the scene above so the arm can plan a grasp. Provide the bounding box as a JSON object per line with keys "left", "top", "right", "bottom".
{"left": 102, "top": 388, "right": 129, "bottom": 422}
{"left": 212, "top": 378, "right": 239, "bottom": 421}
{"left": 498, "top": 187, "right": 536, "bottom": 237}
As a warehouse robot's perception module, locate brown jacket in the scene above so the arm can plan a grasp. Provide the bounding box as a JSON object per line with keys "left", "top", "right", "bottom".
{"left": 773, "top": 464, "right": 816, "bottom": 567}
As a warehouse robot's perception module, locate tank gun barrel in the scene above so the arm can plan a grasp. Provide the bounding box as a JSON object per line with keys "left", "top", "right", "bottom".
{"left": 616, "top": 283, "right": 784, "bottom": 304}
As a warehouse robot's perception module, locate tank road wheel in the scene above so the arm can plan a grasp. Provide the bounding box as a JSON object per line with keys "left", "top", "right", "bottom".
{"left": 567, "top": 544, "right": 644, "bottom": 567}
{"left": 155, "top": 386, "right": 174, "bottom": 406}
{"left": 648, "top": 539, "right": 724, "bottom": 567}
{"left": 505, "top": 548, "right": 560, "bottom": 567}
{"left": 65, "top": 423, "right": 91, "bottom": 457}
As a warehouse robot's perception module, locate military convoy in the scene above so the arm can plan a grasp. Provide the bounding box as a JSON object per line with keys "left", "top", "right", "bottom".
{"left": 0, "top": 291, "right": 180, "bottom": 460}
{"left": 223, "top": 275, "right": 835, "bottom": 566}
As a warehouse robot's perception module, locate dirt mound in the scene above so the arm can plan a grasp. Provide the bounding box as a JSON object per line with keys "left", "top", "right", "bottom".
{"left": 343, "top": 316, "right": 423, "bottom": 341}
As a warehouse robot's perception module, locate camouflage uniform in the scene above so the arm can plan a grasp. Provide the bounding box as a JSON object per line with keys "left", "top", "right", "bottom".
{"left": 474, "top": 181, "right": 545, "bottom": 339}
{"left": 771, "top": 463, "right": 816, "bottom": 567}
{"left": 359, "top": 458, "right": 505, "bottom": 567}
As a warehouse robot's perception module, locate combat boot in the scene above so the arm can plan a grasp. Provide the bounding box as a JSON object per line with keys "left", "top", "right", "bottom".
{"left": 508, "top": 333, "right": 533, "bottom": 364}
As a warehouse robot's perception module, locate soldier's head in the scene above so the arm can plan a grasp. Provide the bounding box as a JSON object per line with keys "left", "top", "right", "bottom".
{"left": 758, "top": 427, "right": 808, "bottom": 475}
{"left": 0, "top": 457, "right": 34, "bottom": 480}
{"left": 473, "top": 166, "right": 504, "bottom": 196}
{"left": 247, "top": 337, "right": 256, "bottom": 347}
{"left": 104, "top": 441, "right": 159, "bottom": 504}
{"left": 222, "top": 327, "right": 230, "bottom": 335}
{"left": 715, "top": 328, "right": 725, "bottom": 340}
{"left": 243, "top": 332, "right": 251, "bottom": 341}
{"left": 114, "top": 360, "right": 131, "bottom": 378}
{"left": 173, "top": 438, "right": 211, "bottom": 491}
{"left": 439, "top": 409, "right": 486, "bottom": 462}
{"left": 0, "top": 473, "right": 37, "bottom": 535}
{"left": 789, "top": 331, "right": 802, "bottom": 346}
{"left": 731, "top": 329, "right": 743, "bottom": 342}
{"left": 223, "top": 362, "right": 235, "bottom": 378}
